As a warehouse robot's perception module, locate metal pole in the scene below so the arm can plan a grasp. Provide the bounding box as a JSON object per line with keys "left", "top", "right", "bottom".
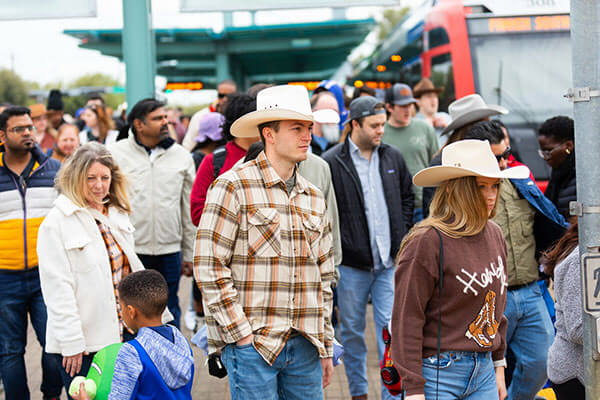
{"left": 571, "top": 1, "right": 600, "bottom": 398}
{"left": 122, "top": 0, "right": 156, "bottom": 107}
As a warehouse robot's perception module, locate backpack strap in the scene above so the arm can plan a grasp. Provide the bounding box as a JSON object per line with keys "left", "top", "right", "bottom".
{"left": 212, "top": 145, "right": 227, "bottom": 179}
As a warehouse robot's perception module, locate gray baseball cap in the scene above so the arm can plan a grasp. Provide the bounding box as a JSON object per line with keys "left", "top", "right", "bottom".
{"left": 346, "top": 96, "right": 386, "bottom": 124}
{"left": 386, "top": 83, "right": 418, "bottom": 106}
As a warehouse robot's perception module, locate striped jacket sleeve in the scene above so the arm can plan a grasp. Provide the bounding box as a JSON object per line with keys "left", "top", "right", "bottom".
{"left": 194, "top": 178, "right": 252, "bottom": 343}
{"left": 109, "top": 343, "right": 142, "bottom": 400}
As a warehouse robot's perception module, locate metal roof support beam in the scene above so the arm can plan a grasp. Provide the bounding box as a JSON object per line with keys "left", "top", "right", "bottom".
{"left": 215, "top": 43, "right": 232, "bottom": 83}
{"left": 122, "top": 0, "right": 156, "bottom": 107}
{"left": 248, "top": 68, "right": 338, "bottom": 83}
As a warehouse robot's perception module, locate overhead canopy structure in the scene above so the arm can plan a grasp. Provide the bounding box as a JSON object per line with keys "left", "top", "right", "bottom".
{"left": 65, "top": 18, "right": 375, "bottom": 89}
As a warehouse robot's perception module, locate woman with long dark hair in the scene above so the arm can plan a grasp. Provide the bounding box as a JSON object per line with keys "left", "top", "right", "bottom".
{"left": 391, "top": 140, "right": 529, "bottom": 400}
{"left": 543, "top": 221, "right": 584, "bottom": 399}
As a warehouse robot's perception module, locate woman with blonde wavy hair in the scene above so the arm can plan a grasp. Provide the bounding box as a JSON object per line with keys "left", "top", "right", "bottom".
{"left": 36, "top": 143, "right": 171, "bottom": 394}
{"left": 389, "top": 140, "right": 529, "bottom": 400}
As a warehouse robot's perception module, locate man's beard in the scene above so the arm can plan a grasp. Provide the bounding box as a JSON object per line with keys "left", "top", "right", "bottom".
{"left": 321, "top": 124, "right": 340, "bottom": 144}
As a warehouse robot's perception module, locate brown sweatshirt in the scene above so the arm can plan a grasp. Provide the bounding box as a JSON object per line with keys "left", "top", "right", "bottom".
{"left": 391, "top": 221, "right": 508, "bottom": 396}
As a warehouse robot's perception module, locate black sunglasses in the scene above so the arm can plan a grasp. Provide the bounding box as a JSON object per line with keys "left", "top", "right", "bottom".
{"left": 217, "top": 92, "right": 227, "bottom": 99}
{"left": 495, "top": 146, "right": 512, "bottom": 162}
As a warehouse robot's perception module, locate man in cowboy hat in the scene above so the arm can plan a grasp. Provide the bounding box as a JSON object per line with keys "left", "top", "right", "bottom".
{"left": 383, "top": 83, "right": 439, "bottom": 223}
{"left": 323, "top": 96, "right": 413, "bottom": 400}
{"left": 422, "top": 93, "right": 508, "bottom": 218}
{"left": 194, "top": 85, "right": 335, "bottom": 399}
{"left": 413, "top": 78, "right": 451, "bottom": 146}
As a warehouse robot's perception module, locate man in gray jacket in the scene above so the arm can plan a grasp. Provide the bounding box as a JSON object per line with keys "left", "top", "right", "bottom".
{"left": 109, "top": 98, "right": 196, "bottom": 329}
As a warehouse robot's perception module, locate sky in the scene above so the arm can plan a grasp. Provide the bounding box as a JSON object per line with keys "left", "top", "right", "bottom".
{"left": 0, "top": 1, "right": 405, "bottom": 104}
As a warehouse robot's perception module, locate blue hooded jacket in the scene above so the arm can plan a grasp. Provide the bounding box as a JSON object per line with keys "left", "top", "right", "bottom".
{"left": 109, "top": 326, "right": 194, "bottom": 400}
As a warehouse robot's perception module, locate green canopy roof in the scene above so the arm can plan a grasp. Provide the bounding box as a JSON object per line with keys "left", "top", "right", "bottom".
{"left": 65, "top": 19, "right": 375, "bottom": 89}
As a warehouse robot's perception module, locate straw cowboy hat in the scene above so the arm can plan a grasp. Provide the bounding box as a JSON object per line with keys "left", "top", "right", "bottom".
{"left": 441, "top": 94, "right": 507, "bottom": 135}
{"left": 29, "top": 104, "right": 48, "bottom": 119}
{"left": 413, "top": 139, "right": 529, "bottom": 187}
{"left": 231, "top": 85, "right": 315, "bottom": 138}
{"left": 413, "top": 78, "right": 443, "bottom": 98}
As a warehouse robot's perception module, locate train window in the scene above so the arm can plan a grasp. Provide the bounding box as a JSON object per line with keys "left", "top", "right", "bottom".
{"left": 428, "top": 27, "right": 450, "bottom": 49}
{"left": 431, "top": 53, "right": 455, "bottom": 112}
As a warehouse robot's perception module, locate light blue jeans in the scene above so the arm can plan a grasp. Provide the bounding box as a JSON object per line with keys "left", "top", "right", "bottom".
{"left": 505, "top": 281, "right": 554, "bottom": 400}
{"left": 220, "top": 335, "right": 323, "bottom": 400}
{"left": 337, "top": 265, "right": 401, "bottom": 400}
{"left": 422, "top": 351, "right": 498, "bottom": 399}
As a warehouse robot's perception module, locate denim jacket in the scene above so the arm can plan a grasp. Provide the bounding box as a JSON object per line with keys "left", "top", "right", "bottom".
{"left": 510, "top": 177, "right": 568, "bottom": 256}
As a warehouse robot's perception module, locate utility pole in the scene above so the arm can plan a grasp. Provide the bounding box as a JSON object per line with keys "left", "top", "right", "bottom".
{"left": 122, "top": 0, "right": 156, "bottom": 107}
{"left": 569, "top": 1, "right": 600, "bottom": 398}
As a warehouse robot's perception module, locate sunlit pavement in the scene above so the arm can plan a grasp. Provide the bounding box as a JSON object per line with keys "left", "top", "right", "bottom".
{"left": 24, "top": 276, "right": 384, "bottom": 399}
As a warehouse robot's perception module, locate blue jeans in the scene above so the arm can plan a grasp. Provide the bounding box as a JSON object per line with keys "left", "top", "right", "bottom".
{"left": 221, "top": 335, "right": 323, "bottom": 400}
{"left": 337, "top": 265, "right": 400, "bottom": 400}
{"left": 138, "top": 252, "right": 182, "bottom": 329}
{"left": 0, "top": 269, "right": 63, "bottom": 400}
{"left": 422, "top": 351, "right": 498, "bottom": 399}
{"left": 504, "top": 281, "right": 554, "bottom": 400}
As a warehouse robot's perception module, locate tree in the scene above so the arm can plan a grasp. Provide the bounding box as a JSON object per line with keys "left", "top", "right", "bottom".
{"left": 62, "top": 73, "right": 125, "bottom": 116}
{"left": 0, "top": 69, "right": 28, "bottom": 105}
{"left": 377, "top": 7, "right": 410, "bottom": 43}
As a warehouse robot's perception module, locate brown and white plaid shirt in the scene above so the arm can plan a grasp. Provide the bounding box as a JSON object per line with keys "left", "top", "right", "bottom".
{"left": 194, "top": 151, "right": 335, "bottom": 364}
{"left": 96, "top": 219, "right": 131, "bottom": 339}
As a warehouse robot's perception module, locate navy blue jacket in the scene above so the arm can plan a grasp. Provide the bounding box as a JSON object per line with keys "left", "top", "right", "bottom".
{"left": 322, "top": 140, "right": 414, "bottom": 270}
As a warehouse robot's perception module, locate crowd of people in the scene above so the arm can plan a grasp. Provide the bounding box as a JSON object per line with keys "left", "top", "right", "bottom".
{"left": 0, "top": 75, "right": 581, "bottom": 400}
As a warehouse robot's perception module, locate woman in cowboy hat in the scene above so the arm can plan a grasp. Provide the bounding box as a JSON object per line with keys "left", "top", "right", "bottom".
{"left": 422, "top": 94, "right": 508, "bottom": 218}
{"left": 390, "top": 140, "right": 529, "bottom": 400}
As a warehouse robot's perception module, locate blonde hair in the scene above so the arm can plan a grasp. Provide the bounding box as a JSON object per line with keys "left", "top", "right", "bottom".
{"left": 397, "top": 176, "right": 499, "bottom": 261}
{"left": 55, "top": 142, "right": 131, "bottom": 213}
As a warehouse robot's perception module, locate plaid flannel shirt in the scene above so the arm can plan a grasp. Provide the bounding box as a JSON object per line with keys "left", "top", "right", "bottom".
{"left": 96, "top": 219, "right": 131, "bottom": 339}
{"left": 194, "top": 151, "right": 335, "bottom": 365}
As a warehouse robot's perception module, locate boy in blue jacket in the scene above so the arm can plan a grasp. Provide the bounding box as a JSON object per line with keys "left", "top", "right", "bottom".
{"left": 74, "top": 270, "right": 194, "bottom": 400}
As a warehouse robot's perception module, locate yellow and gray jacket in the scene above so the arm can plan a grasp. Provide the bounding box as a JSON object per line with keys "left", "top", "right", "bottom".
{"left": 0, "top": 144, "right": 60, "bottom": 271}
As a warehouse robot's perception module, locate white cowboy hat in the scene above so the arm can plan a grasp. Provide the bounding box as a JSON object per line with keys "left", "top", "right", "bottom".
{"left": 231, "top": 85, "right": 314, "bottom": 138}
{"left": 441, "top": 94, "right": 508, "bottom": 135}
{"left": 313, "top": 109, "right": 340, "bottom": 124}
{"left": 413, "top": 140, "right": 530, "bottom": 187}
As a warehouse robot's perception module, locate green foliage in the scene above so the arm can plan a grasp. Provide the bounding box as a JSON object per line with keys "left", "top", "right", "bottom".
{"left": 0, "top": 69, "right": 28, "bottom": 106}
{"left": 62, "top": 73, "right": 126, "bottom": 115}
{"left": 377, "top": 7, "right": 410, "bottom": 43}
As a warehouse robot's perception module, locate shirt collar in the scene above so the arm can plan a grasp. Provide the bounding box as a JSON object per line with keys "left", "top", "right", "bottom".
{"left": 312, "top": 134, "right": 329, "bottom": 151}
{"left": 255, "top": 151, "right": 307, "bottom": 194}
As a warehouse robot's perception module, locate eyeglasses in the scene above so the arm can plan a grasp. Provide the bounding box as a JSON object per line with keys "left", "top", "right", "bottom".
{"left": 217, "top": 92, "right": 227, "bottom": 99}
{"left": 8, "top": 125, "right": 36, "bottom": 134}
{"left": 537, "top": 143, "right": 564, "bottom": 159}
{"left": 495, "top": 146, "right": 511, "bottom": 162}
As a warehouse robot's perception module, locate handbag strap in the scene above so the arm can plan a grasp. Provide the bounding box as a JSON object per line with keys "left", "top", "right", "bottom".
{"left": 432, "top": 227, "right": 444, "bottom": 400}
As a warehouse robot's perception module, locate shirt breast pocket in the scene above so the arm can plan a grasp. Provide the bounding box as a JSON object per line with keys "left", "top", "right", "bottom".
{"left": 302, "top": 214, "right": 323, "bottom": 258}
{"left": 248, "top": 208, "right": 281, "bottom": 258}
{"left": 64, "top": 236, "right": 95, "bottom": 273}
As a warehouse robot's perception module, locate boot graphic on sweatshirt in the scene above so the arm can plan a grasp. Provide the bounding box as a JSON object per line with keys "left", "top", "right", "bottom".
{"left": 465, "top": 290, "right": 499, "bottom": 348}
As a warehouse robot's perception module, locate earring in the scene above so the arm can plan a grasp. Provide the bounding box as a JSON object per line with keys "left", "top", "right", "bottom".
{"left": 566, "top": 149, "right": 571, "bottom": 154}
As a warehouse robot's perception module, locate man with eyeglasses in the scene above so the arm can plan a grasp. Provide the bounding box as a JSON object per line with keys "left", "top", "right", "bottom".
{"left": 0, "top": 106, "right": 62, "bottom": 400}
{"left": 182, "top": 80, "right": 238, "bottom": 151}
{"left": 465, "top": 121, "right": 567, "bottom": 400}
